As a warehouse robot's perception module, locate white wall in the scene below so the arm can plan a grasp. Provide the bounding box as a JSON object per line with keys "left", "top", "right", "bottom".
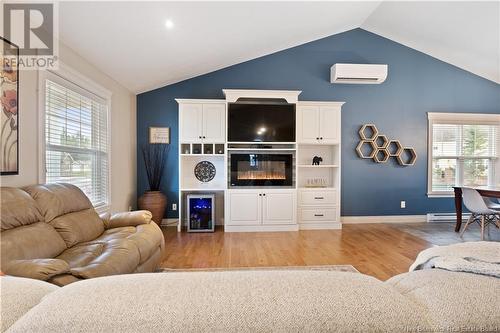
{"left": 0, "top": 42, "right": 137, "bottom": 213}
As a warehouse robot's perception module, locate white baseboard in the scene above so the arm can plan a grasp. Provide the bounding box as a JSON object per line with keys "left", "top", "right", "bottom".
{"left": 224, "top": 224, "right": 299, "bottom": 233}
{"left": 341, "top": 215, "right": 427, "bottom": 224}
{"left": 299, "top": 223, "right": 342, "bottom": 230}
{"left": 161, "top": 218, "right": 179, "bottom": 227}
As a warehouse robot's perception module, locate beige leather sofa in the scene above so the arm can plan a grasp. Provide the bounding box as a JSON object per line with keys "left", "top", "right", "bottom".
{"left": 0, "top": 183, "right": 165, "bottom": 286}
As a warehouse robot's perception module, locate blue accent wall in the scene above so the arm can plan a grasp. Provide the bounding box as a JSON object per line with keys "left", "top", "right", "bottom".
{"left": 137, "top": 28, "right": 500, "bottom": 218}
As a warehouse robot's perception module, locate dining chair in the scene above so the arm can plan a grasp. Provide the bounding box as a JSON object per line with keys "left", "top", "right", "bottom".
{"left": 460, "top": 188, "right": 500, "bottom": 240}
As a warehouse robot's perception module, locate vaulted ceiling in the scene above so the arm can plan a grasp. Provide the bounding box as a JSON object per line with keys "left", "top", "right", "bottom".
{"left": 58, "top": 1, "right": 499, "bottom": 94}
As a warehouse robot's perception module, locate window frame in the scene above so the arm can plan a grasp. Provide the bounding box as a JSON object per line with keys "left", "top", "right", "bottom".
{"left": 38, "top": 63, "right": 112, "bottom": 212}
{"left": 427, "top": 112, "right": 500, "bottom": 198}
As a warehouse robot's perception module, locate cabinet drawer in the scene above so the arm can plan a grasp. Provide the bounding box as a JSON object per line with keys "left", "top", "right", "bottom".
{"left": 300, "top": 208, "right": 337, "bottom": 223}
{"left": 299, "top": 190, "right": 336, "bottom": 206}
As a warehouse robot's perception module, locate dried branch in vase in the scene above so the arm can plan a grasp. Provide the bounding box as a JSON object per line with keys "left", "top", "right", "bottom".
{"left": 141, "top": 143, "right": 170, "bottom": 191}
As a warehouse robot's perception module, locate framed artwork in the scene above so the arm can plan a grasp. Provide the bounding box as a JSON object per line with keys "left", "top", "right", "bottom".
{"left": 0, "top": 37, "right": 19, "bottom": 175}
{"left": 149, "top": 127, "right": 170, "bottom": 144}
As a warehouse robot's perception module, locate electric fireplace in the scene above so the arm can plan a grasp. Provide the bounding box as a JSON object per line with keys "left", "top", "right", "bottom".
{"left": 229, "top": 153, "right": 293, "bottom": 187}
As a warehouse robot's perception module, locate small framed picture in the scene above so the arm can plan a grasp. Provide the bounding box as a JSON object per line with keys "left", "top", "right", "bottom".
{"left": 149, "top": 127, "right": 170, "bottom": 144}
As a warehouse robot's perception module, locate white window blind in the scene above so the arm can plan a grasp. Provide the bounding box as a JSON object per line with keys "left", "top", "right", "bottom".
{"left": 429, "top": 115, "right": 499, "bottom": 195}
{"left": 44, "top": 78, "right": 109, "bottom": 208}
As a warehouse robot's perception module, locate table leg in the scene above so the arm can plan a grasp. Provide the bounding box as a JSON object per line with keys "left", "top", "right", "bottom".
{"left": 454, "top": 188, "right": 462, "bottom": 232}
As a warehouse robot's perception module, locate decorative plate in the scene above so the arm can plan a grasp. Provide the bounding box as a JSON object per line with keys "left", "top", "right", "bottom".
{"left": 194, "top": 161, "right": 216, "bottom": 182}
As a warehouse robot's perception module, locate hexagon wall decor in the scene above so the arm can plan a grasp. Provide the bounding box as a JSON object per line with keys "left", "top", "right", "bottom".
{"left": 387, "top": 140, "right": 403, "bottom": 156}
{"left": 358, "top": 124, "right": 378, "bottom": 141}
{"left": 396, "top": 147, "right": 418, "bottom": 166}
{"left": 356, "top": 125, "right": 417, "bottom": 166}
{"left": 374, "top": 135, "right": 389, "bottom": 149}
{"left": 373, "top": 148, "right": 390, "bottom": 163}
{"left": 356, "top": 140, "right": 377, "bottom": 159}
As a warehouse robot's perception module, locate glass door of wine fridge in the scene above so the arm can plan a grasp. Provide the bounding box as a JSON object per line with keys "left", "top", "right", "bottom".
{"left": 187, "top": 194, "right": 215, "bottom": 232}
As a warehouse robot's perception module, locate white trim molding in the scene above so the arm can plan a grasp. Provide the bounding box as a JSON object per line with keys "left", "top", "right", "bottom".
{"left": 225, "top": 224, "right": 300, "bottom": 233}
{"left": 38, "top": 63, "right": 113, "bottom": 213}
{"left": 341, "top": 215, "right": 427, "bottom": 224}
{"left": 427, "top": 112, "right": 500, "bottom": 124}
{"left": 427, "top": 112, "right": 500, "bottom": 197}
{"left": 298, "top": 101, "right": 345, "bottom": 107}
{"left": 175, "top": 98, "right": 225, "bottom": 104}
{"left": 161, "top": 218, "right": 179, "bottom": 227}
{"left": 223, "top": 89, "right": 302, "bottom": 103}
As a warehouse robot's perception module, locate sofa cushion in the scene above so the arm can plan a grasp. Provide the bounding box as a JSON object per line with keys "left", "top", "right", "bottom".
{"left": 24, "top": 183, "right": 105, "bottom": 247}
{"left": 24, "top": 183, "right": 94, "bottom": 222}
{"left": 89, "top": 224, "right": 163, "bottom": 264}
{"left": 134, "top": 248, "right": 162, "bottom": 273}
{"left": 104, "top": 210, "right": 152, "bottom": 229}
{"left": 4, "top": 259, "right": 70, "bottom": 281}
{"left": 0, "top": 222, "right": 67, "bottom": 264}
{"left": 0, "top": 276, "right": 59, "bottom": 332}
{"left": 126, "top": 223, "right": 164, "bottom": 264}
{"left": 1, "top": 187, "right": 43, "bottom": 231}
{"left": 386, "top": 269, "right": 500, "bottom": 332}
{"left": 94, "top": 226, "right": 136, "bottom": 242}
{"left": 49, "top": 209, "right": 104, "bottom": 248}
{"left": 56, "top": 239, "right": 140, "bottom": 279}
{"left": 6, "top": 271, "right": 431, "bottom": 332}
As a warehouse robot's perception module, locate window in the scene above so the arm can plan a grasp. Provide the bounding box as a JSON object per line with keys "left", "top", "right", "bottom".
{"left": 428, "top": 113, "right": 500, "bottom": 196}
{"left": 42, "top": 71, "right": 110, "bottom": 209}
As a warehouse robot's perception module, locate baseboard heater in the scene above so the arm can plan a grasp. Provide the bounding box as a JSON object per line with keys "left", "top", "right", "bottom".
{"left": 426, "top": 213, "right": 471, "bottom": 223}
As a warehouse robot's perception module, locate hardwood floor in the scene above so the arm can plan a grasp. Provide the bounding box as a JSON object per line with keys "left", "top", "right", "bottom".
{"left": 160, "top": 222, "right": 499, "bottom": 281}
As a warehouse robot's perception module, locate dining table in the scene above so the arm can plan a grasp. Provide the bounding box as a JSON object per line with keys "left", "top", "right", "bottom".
{"left": 453, "top": 186, "right": 500, "bottom": 232}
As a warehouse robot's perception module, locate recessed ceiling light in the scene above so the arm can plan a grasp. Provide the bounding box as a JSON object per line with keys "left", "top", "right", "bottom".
{"left": 165, "top": 19, "right": 174, "bottom": 29}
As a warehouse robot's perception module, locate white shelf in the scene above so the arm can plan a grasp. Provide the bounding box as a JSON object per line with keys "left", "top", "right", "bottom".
{"left": 180, "top": 154, "right": 225, "bottom": 157}
{"left": 227, "top": 148, "right": 296, "bottom": 151}
{"left": 298, "top": 165, "right": 338, "bottom": 168}
{"left": 181, "top": 188, "right": 225, "bottom": 192}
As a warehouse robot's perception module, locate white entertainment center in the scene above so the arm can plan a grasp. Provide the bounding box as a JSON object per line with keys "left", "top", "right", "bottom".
{"left": 177, "top": 90, "right": 343, "bottom": 232}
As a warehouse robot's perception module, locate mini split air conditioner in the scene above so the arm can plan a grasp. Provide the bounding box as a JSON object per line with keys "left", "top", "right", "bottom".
{"left": 330, "top": 63, "right": 388, "bottom": 84}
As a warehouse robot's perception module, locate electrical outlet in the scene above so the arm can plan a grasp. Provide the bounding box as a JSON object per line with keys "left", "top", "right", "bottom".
{"left": 400, "top": 201, "right": 406, "bottom": 209}
{"left": 172, "top": 203, "right": 177, "bottom": 211}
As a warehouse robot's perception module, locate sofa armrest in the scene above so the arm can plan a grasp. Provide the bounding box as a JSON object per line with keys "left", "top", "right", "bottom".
{"left": 103, "top": 210, "right": 152, "bottom": 229}
{"left": 4, "top": 259, "right": 70, "bottom": 281}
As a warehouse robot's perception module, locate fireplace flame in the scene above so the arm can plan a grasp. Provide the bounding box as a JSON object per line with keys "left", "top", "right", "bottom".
{"left": 237, "top": 171, "right": 286, "bottom": 180}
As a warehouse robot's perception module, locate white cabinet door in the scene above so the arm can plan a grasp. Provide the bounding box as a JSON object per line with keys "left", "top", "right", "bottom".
{"left": 227, "top": 191, "right": 262, "bottom": 226}
{"left": 298, "top": 105, "right": 320, "bottom": 144}
{"left": 319, "top": 106, "right": 340, "bottom": 144}
{"left": 179, "top": 103, "right": 202, "bottom": 142}
{"left": 262, "top": 190, "right": 296, "bottom": 225}
{"left": 202, "top": 103, "right": 225, "bottom": 143}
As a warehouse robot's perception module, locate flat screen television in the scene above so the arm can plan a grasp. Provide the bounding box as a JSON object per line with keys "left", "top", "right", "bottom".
{"left": 228, "top": 102, "right": 296, "bottom": 142}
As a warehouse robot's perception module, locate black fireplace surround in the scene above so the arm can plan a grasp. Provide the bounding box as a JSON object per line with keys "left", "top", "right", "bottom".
{"left": 230, "top": 153, "right": 293, "bottom": 187}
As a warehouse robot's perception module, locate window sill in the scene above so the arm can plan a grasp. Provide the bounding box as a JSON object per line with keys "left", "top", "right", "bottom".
{"left": 95, "top": 204, "right": 110, "bottom": 214}
{"left": 427, "top": 193, "right": 454, "bottom": 198}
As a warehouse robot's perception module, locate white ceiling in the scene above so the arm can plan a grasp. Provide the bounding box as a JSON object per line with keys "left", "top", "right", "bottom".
{"left": 361, "top": 1, "right": 500, "bottom": 85}
{"left": 58, "top": 1, "right": 500, "bottom": 94}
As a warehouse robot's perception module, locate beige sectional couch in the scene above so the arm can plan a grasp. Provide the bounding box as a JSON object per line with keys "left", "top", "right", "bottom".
{"left": 0, "top": 183, "right": 165, "bottom": 286}
{"left": 1, "top": 267, "right": 499, "bottom": 332}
